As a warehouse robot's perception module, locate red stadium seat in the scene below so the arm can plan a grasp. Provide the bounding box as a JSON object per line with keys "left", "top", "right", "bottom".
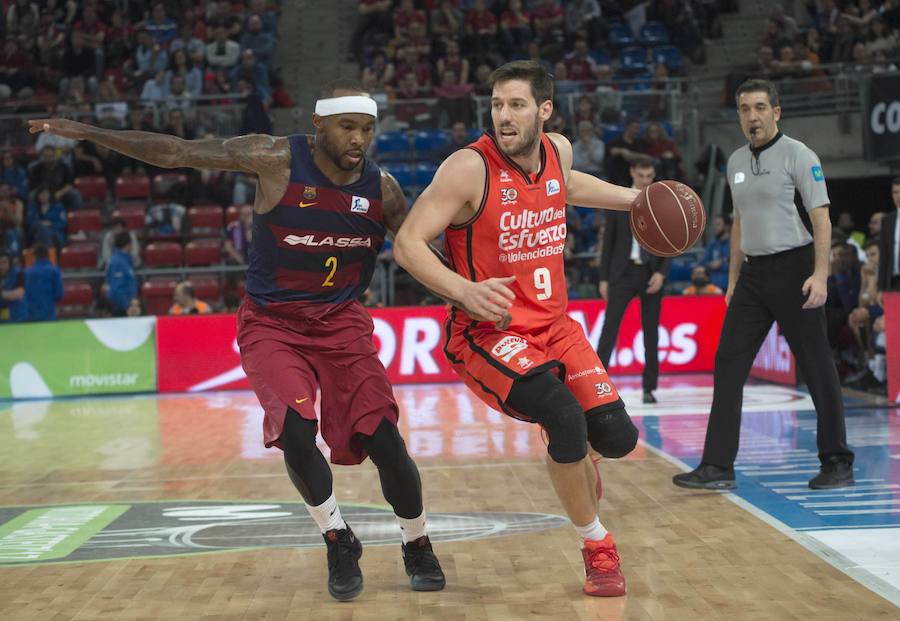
{"left": 188, "top": 205, "right": 224, "bottom": 237}
{"left": 144, "top": 242, "right": 183, "bottom": 267}
{"left": 141, "top": 278, "right": 177, "bottom": 315}
{"left": 115, "top": 174, "right": 151, "bottom": 201}
{"left": 112, "top": 205, "right": 146, "bottom": 231}
{"left": 184, "top": 239, "right": 221, "bottom": 266}
{"left": 74, "top": 175, "right": 108, "bottom": 205}
{"left": 188, "top": 277, "right": 221, "bottom": 305}
{"left": 59, "top": 243, "right": 98, "bottom": 270}
{"left": 67, "top": 209, "right": 102, "bottom": 236}
{"left": 57, "top": 281, "right": 94, "bottom": 318}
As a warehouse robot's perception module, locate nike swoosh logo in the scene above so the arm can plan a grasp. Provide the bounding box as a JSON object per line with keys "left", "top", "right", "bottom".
{"left": 298, "top": 201, "right": 317, "bottom": 208}
{"left": 295, "top": 397, "right": 309, "bottom": 404}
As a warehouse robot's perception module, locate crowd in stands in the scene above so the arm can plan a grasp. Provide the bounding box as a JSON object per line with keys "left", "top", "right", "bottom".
{"left": 0, "top": 0, "right": 288, "bottom": 322}
{"left": 726, "top": 0, "right": 900, "bottom": 101}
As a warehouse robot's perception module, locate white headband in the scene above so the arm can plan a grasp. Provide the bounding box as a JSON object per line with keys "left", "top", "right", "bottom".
{"left": 315, "top": 96, "right": 378, "bottom": 118}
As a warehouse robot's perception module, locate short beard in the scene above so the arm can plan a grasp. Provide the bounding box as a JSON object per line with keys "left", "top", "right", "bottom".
{"left": 316, "top": 131, "right": 361, "bottom": 172}
{"left": 499, "top": 114, "right": 542, "bottom": 158}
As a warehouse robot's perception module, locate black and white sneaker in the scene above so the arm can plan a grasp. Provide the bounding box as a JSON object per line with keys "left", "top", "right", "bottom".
{"left": 323, "top": 525, "right": 363, "bottom": 601}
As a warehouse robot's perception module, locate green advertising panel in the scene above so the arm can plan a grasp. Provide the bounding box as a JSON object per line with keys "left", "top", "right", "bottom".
{"left": 0, "top": 317, "right": 157, "bottom": 398}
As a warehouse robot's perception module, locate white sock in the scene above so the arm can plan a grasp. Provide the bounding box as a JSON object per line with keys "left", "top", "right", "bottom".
{"left": 396, "top": 510, "right": 427, "bottom": 544}
{"left": 574, "top": 517, "right": 608, "bottom": 544}
{"left": 305, "top": 493, "right": 347, "bottom": 533}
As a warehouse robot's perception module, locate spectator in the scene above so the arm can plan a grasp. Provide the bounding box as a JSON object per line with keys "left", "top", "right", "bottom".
{"left": 644, "top": 120, "right": 684, "bottom": 180}
{"left": 35, "top": 12, "right": 67, "bottom": 68}
{"left": 572, "top": 120, "right": 605, "bottom": 178}
{"left": 435, "top": 39, "right": 469, "bottom": 86}
{"left": 145, "top": 199, "right": 186, "bottom": 238}
{"left": 245, "top": 0, "right": 277, "bottom": 36}
{"left": 0, "top": 38, "right": 34, "bottom": 100}
{"left": 0, "top": 183, "right": 24, "bottom": 227}
{"left": 241, "top": 14, "right": 275, "bottom": 67}
{"left": 605, "top": 118, "right": 649, "bottom": 187}
{"left": 71, "top": 143, "right": 104, "bottom": 178}
{"left": 24, "top": 244, "right": 63, "bottom": 321}
{"left": 464, "top": 0, "right": 499, "bottom": 61}
{"left": 28, "top": 147, "right": 81, "bottom": 212}
{"left": 224, "top": 204, "right": 253, "bottom": 264}
{"left": 61, "top": 32, "right": 99, "bottom": 99}
{"left": 533, "top": 0, "right": 565, "bottom": 43}
{"left": 165, "top": 75, "right": 196, "bottom": 119}
{"left": 574, "top": 95, "right": 597, "bottom": 125}
{"left": 703, "top": 214, "right": 731, "bottom": 290}
{"left": 168, "top": 281, "right": 212, "bottom": 315}
{"left": 866, "top": 17, "right": 898, "bottom": 57}
{"left": 169, "top": 21, "right": 206, "bottom": 59}
{"left": 433, "top": 69, "right": 475, "bottom": 127}
{"left": 0, "top": 198, "right": 23, "bottom": 257}
{"left": 140, "top": 70, "right": 169, "bottom": 105}
{"left": 0, "top": 253, "right": 26, "bottom": 322}
{"left": 565, "top": 38, "right": 598, "bottom": 82}
{"left": 868, "top": 211, "right": 883, "bottom": 242}
{"left": 392, "top": 0, "right": 427, "bottom": 43}
{"left": 395, "top": 46, "right": 433, "bottom": 91}
{"left": 683, "top": 266, "right": 723, "bottom": 295}
{"left": 144, "top": 3, "right": 178, "bottom": 47}
{"left": 1, "top": 152, "right": 28, "bottom": 199}
{"left": 27, "top": 187, "right": 67, "bottom": 249}
{"left": 552, "top": 61, "right": 580, "bottom": 96}
{"left": 6, "top": 0, "right": 40, "bottom": 40}
{"left": 72, "top": 4, "right": 106, "bottom": 71}
{"left": 350, "top": 0, "right": 393, "bottom": 64}
{"left": 131, "top": 28, "right": 168, "bottom": 83}
{"left": 105, "top": 231, "right": 137, "bottom": 317}
{"left": 499, "top": 0, "right": 532, "bottom": 56}
{"left": 565, "top": 0, "right": 602, "bottom": 48}
{"left": 847, "top": 241, "right": 882, "bottom": 378}
{"left": 99, "top": 218, "right": 141, "bottom": 269}
{"left": 207, "top": 24, "right": 241, "bottom": 70}
{"left": 167, "top": 48, "right": 203, "bottom": 99}
{"left": 238, "top": 78, "right": 274, "bottom": 135}
{"left": 430, "top": 0, "right": 463, "bottom": 42}
{"left": 361, "top": 51, "right": 395, "bottom": 92}
{"left": 438, "top": 121, "right": 473, "bottom": 161}
{"left": 230, "top": 49, "right": 270, "bottom": 101}
{"left": 105, "top": 9, "right": 135, "bottom": 67}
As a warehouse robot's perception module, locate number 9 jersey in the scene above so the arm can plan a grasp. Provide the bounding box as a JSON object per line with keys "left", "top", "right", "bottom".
{"left": 442, "top": 131, "right": 621, "bottom": 417}
{"left": 444, "top": 131, "right": 569, "bottom": 334}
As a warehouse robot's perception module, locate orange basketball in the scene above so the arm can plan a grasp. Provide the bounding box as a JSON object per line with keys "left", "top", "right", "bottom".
{"left": 629, "top": 180, "right": 706, "bottom": 257}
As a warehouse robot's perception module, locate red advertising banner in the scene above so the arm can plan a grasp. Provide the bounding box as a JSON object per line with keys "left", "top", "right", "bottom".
{"left": 156, "top": 297, "right": 728, "bottom": 393}
{"left": 749, "top": 324, "right": 797, "bottom": 386}
{"left": 885, "top": 292, "right": 900, "bottom": 403}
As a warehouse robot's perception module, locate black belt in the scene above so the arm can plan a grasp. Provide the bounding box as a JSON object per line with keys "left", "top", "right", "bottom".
{"left": 745, "top": 243, "right": 813, "bottom": 264}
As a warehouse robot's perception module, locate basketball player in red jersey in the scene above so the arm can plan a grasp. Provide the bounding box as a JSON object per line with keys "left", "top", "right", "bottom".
{"left": 29, "top": 80, "right": 445, "bottom": 601}
{"left": 394, "top": 61, "right": 640, "bottom": 597}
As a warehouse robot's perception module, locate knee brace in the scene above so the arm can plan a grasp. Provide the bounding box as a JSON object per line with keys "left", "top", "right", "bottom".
{"left": 506, "top": 372, "right": 587, "bottom": 464}
{"left": 280, "top": 408, "right": 332, "bottom": 505}
{"left": 586, "top": 403, "right": 638, "bottom": 459}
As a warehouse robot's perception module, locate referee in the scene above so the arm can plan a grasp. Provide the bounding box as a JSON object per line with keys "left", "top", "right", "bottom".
{"left": 673, "top": 79, "right": 854, "bottom": 491}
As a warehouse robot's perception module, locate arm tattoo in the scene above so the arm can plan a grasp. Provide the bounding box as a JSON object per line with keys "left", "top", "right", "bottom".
{"left": 82, "top": 126, "right": 287, "bottom": 174}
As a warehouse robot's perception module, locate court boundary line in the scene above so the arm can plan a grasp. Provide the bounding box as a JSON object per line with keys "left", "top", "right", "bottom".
{"left": 642, "top": 440, "right": 900, "bottom": 609}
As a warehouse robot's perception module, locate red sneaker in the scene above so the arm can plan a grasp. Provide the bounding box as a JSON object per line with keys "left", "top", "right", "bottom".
{"left": 582, "top": 534, "right": 626, "bottom": 597}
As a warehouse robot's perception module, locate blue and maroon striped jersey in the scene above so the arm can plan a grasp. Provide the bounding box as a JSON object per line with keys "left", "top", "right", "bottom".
{"left": 246, "top": 135, "right": 385, "bottom": 306}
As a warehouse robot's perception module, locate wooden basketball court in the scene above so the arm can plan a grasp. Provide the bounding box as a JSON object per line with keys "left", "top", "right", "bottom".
{"left": 0, "top": 376, "right": 897, "bottom": 620}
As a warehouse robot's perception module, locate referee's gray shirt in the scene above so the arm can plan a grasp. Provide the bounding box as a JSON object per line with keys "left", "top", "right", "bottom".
{"left": 726, "top": 132, "right": 830, "bottom": 256}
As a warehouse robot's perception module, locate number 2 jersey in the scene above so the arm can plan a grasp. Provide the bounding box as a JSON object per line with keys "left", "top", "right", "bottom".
{"left": 245, "top": 134, "right": 386, "bottom": 309}
{"left": 444, "top": 131, "right": 569, "bottom": 334}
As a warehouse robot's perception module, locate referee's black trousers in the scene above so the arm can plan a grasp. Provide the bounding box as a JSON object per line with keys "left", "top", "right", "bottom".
{"left": 702, "top": 244, "right": 854, "bottom": 468}
{"left": 596, "top": 262, "right": 662, "bottom": 392}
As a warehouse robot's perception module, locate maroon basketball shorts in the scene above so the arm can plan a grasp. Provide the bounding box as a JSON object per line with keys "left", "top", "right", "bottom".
{"left": 237, "top": 299, "right": 399, "bottom": 465}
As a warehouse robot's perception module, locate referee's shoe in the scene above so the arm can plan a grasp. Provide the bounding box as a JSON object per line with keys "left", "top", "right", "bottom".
{"left": 672, "top": 464, "right": 736, "bottom": 490}
{"left": 808, "top": 456, "right": 854, "bottom": 490}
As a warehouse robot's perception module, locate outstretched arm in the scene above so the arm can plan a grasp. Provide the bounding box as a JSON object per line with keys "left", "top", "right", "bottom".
{"left": 549, "top": 132, "right": 639, "bottom": 211}
{"left": 28, "top": 118, "right": 289, "bottom": 176}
